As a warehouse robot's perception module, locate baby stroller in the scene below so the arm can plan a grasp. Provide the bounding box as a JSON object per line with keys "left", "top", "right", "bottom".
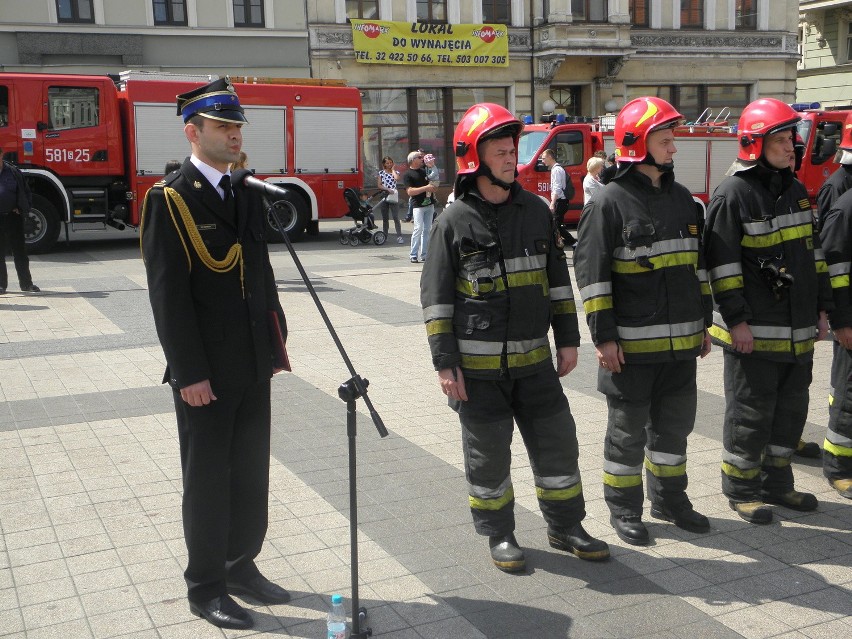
{"left": 340, "top": 187, "right": 388, "bottom": 246}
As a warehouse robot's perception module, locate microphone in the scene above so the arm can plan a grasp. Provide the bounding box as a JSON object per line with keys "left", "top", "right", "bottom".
{"left": 232, "top": 169, "right": 293, "bottom": 201}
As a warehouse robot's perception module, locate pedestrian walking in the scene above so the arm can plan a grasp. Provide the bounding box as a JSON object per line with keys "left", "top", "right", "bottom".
{"left": 0, "top": 149, "right": 39, "bottom": 294}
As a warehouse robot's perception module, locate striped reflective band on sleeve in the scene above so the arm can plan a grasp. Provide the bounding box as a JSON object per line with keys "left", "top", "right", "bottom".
{"left": 580, "top": 281, "right": 613, "bottom": 314}
{"left": 602, "top": 460, "right": 642, "bottom": 488}
{"left": 534, "top": 472, "right": 583, "bottom": 501}
{"left": 709, "top": 262, "right": 744, "bottom": 294}
{"left": 825, "top": 430, "right": 852, "bottom": 457}
{"left": 423, "top": 303, "right": 455, "bottom": 336}
{"left": 696, "top": 268, "right": 712, "bottom": 295}
{"left": 617, "top": 319, "right": 705, "bottom": 354}
{"left": 721, "top": 450, "right": 761, "bottom": 480}
{"left": 814, "top": 248, "right": 828, "bottom": 274}
{"left": 550, "top": 284, "right": 577, "bottom": 315}
{"left": 644, "top": 450, "right": 687, "bottom": 478}
{"left": 828, "top": 261, "right": 851, "bottom": 289}
{"left": 741, "top": 210, "right": 812, "bottom": 249}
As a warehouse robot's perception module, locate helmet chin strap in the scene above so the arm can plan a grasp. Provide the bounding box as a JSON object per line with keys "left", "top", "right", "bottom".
{"left": 478, "top": 165, "right": 514, "bottom": 191}
{"left": 641, "top": 155, "right": 674, "bottom": 173}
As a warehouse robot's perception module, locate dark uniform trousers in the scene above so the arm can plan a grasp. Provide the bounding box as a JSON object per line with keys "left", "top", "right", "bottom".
{"left": 174, "top": 380, "right": 271, "bottom": 603}
{"left": 0, "top": 212, "right": 34, "bottom": 290}
{"left": 453, "top": 367, "right": 585, "bottom": 537}
{"left": 599, "top": 360, "right": 697, "bottom": 517}
{"left": 721, "top": 351, "right": 812, "bottom": 502}
{"left": 826, "top": 342, "right": 852, "bottom": 481}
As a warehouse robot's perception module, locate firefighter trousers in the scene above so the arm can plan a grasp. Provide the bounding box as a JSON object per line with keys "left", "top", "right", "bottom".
{"left": 826, "top": 341, "right": 852, "bottom": 481}
{"left": 451, "top": 367, "right": 586, "bottom": 537}
{"left": 598, "top": 360, "right": 698, "bottom": 518}
{"left": 721, "top": 352, "right": 812, "bottom": 502}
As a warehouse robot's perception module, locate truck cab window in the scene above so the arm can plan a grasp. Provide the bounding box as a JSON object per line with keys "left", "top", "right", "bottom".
{"left": 0, "top": 86, "right": 8, "bottom": 127}
{"left": 48, "top": 87, "right": 99, "bottom": 131}
{"left": 555, "top": 131, "right": 583, "bottom": 166}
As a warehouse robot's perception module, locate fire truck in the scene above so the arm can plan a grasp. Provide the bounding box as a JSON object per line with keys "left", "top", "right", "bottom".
{"left": 0, "top": 71, "right": 364, "bottom": 253}
{"left": 516, "top": 105, "right": 851, "bottom": 224}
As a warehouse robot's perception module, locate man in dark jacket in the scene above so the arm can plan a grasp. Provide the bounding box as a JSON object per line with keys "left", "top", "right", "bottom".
{"left": 421, "top": 103, "right": 609, "bottom": 572}
{"left": 0, "top": 151, "right": 39, "bottom": 294}
{"left": 575, "top": 97, "right": 713, "bottom": 546}
{"left": 140, "top": 79, "right": 289, "bottom": 630}
{"left": 815, "top": 112, "right": 852, "bottom": 230}
{"left": 704, "top": 98, "right": 833, "bottom": 525}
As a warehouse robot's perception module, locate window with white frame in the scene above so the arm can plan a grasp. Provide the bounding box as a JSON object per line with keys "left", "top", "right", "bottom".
{"left": 483, "top": 0, "right": 511, "bottom": 24}
{"left": 346, "top": 0, "right": 378, "bottom": 19}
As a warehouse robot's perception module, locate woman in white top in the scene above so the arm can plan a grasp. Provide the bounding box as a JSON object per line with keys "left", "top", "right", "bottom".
{"left": 583, "top": 156, "right": 605, "bottom": 205}
{"left": 377, "top": 156, "right": 404, "bottom": 243}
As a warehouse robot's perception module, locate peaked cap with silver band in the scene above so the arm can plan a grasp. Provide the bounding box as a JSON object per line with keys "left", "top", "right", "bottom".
{"left": 176, "top": 77, "right": 248, "bottom": 124}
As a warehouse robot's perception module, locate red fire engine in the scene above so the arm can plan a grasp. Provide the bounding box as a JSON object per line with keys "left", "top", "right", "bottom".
{"left": 0, "top": 71, "right": 364, "bottom": 253}
{"left": 516, "top": 105, "right": 851, "bottom": 224}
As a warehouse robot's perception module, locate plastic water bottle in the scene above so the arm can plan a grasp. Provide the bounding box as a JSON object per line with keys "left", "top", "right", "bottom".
{"left": 327, "top": 593, "right": 346, "bottom": 639}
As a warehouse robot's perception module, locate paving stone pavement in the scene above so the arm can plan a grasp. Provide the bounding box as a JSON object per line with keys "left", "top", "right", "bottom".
{"left": 0, "top": 223, "right": 850, "bottom": 639}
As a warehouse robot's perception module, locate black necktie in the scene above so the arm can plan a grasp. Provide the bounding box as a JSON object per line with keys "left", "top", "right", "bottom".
{"left": 219, "top": 174, "right": 232, "bottom": 202}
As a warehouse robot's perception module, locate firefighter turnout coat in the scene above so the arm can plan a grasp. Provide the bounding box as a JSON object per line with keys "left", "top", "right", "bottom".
{"left": 421, "top": 182, "right": 580, "bottom": 379}
{"left": 704, "top": 166, "right": 832, "bottom": 361}
{"left": 574, "top": 169, "right": 713, "bottom": 359}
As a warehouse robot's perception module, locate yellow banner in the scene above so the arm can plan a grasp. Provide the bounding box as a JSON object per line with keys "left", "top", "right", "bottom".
{"left": 350, "top": 20, "right": 509, "bottom": 67}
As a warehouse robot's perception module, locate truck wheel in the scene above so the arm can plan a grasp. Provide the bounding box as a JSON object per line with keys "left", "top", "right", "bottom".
{"left": 24, "top": 194, "right": 62, "bottom": 254}
{"left": 266, "top": 192, "right": 309, "bottom": 242}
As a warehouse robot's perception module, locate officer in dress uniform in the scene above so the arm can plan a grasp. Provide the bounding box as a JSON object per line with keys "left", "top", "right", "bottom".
{"left": 140, "top": 78, "right": 289, "bottom": 630}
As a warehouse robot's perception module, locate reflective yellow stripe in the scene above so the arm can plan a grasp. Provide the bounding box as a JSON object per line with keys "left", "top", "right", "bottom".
{"left": 709, "top": 324, "right": 732, "bottom": 344}
{"left": 644, "top": 458, "right": 686, "bottom": 478}
{"left": 816, "top": 259, "right": 828, "bottom": 273}
{"left": 794, "top": 339, "right": 815, "bottom": 356}
{"left": 700, "top": 282, "right": 712, "bottom": 296}
{"left": 741, "top": 223, "right": 811, "bottom": 248}
{"left": 507, "top": 269, "right": 549, "bottom": 293}
{"left": 762, "top": 455, "right": 791, "bottom": 468}
{"left": 621, "top": 332, "right": 703, "bottom": 354}
{"left": 469, "top": 486, "right": 514, "bottom": 510}
{"left": 425, "top": 319, "right": 452, "bottom": 336}
{"left": 752, "top": 339, "right": 793, "bottom": 353}
{"left": 455, "top": 277, "right": 506, "bottom": 296}
{"left": 831, "top": 274, "right": 850, "bottom": 289}
{"left": 460, "top": 354, "right": 502, "bottom": 370}
{"left": 824, "top": 439, "right": 852, "bottom": 457}
{"left": 603, "top": 472, "right": 642, "bottom": 488}
{"left": 536, "top": 483, "right": 583, "bottom": 501}
{"left": 583, "top": 296, "right": 613, "bottom": 313}
{"left": 551, "top": 300, "right": 577, "bottom": 315}
{"left": 611, "top": 251, "right": 697, "bottom": 274}
{"left": 507, "top": 346, "right": 551, "bottom": 368}
{"left": 712, "top": 275, "right": 744, "bottom": 293}
{"left": 721, "top": 462, "right": 761, "bottom": 480}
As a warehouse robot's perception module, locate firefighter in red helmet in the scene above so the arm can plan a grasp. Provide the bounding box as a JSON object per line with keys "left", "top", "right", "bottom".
{"left": 420, "top": 103, "right": 609, "bottom": 571}
{"left": 574, "top": 96, "right": 713, "bottom": 546}
{"left": 704, "top": 97, "right": 833, "bottom": 523}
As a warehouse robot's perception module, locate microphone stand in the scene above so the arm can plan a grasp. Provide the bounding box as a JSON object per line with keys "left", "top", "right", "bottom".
{"left": 266, "top": 197, "right": 386, "bottom": 639}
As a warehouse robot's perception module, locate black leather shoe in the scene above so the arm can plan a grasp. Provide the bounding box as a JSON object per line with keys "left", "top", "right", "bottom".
{"left": 0, "top": 287, "right": 5, "bottom": 295}
{"left": 488, "top": 533, "right": 525, "bottom": 572}
{"left": 610, "top": 514, "right": 649, "bottom": 545}
{"left": 794, "top": 439, "right": 822, "bottom": 459}
{"left": 189, "top": 595, "right": 253, "bottom": 630}
{"left": 650, "top": 504, "right": 710, "bottom": 533}
{"left": 762, "top": 490, "right": 818, "bottom": 512}
{"left": 21, "top": 284, "right": 39, "bottom": 293}
{"left": 547, "top": 523, "right": 610, "bottom": 561}
{"left": 227, "top": 574, "right": 291, "bottom": 604}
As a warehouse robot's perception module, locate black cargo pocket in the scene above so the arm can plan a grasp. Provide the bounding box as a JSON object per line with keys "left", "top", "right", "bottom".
{"left": 622, "top": 220, "right": 655, "bottom": 249}
{"left": 454, "top": 312, "right": 491, "bottom": 336}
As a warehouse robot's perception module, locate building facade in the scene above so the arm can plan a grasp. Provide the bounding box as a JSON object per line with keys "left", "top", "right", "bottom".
{"left": 309, "top": 0, "right": 799, "bottom": 184}
{"left": 0, "top": 0, "right": 310, "bottom": 78}
{"left": 798, "top": 0, "right": 852, "bottom": 109}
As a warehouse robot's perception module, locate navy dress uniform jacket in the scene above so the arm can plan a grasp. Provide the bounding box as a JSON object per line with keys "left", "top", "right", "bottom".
{"left": 141, "top": 159, "right": 285, "bottom": 391}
